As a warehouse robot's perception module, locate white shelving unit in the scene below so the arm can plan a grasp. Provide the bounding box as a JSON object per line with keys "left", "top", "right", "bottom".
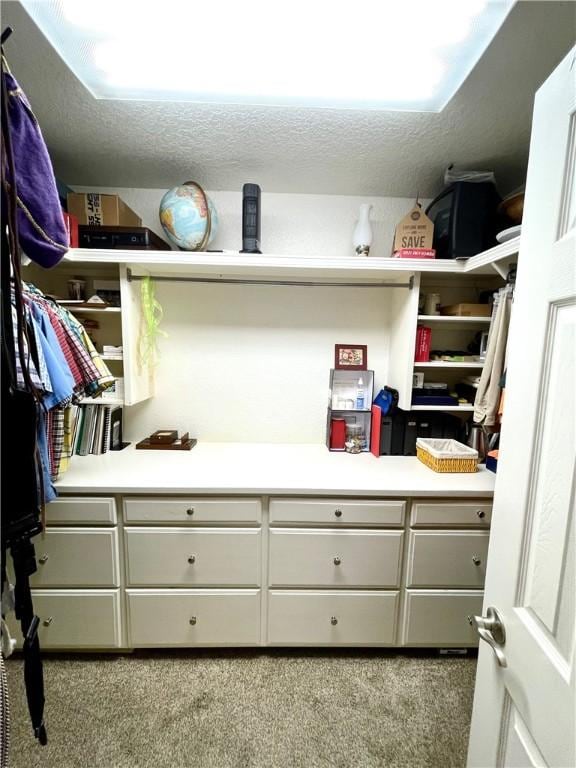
{"left": 24, "top": 259, "right": 150, "bottom": 407}
{"left": 65, "top": 306, "right": 122, "bottom": 314}
{"left": 49, "top": 237, "right": 518, "bottom": 416}
{"left": 62, "top": 236, "right": 520, "bottom": 280}
{"left": 411, "top": 405, "right": 475, "bottom": 412}
{"left": 414, "top": 361, "right": 485, "bottom": 369}
{"left": 417, "top": 315, "right": 491, "bottom": 325}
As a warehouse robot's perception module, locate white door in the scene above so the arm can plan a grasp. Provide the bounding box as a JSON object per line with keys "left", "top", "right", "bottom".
{"left": 467, "top": 47, "right": 576, "bottom": 768}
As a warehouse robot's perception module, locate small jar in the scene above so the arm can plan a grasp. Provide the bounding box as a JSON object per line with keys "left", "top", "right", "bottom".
{"left": 345, "top": 423, "right": 365, "bottom": 453}
{"left": 424, "top": 293, "right": 441, "bottom": 315}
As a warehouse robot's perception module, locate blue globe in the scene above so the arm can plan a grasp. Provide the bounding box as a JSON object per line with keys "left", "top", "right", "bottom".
{"left": 159, "top": 184, "right": 218, "bottom": 250}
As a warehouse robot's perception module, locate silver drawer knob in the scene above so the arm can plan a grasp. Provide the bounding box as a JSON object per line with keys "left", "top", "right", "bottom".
{"left": 186, "top": 508, "right": 195, "bottom": 516}
{"left": 189, "top": 616, "right": 197, "bottom": 626}
{"left": 188, "top": 555, "right": 196, "bottom": 564}
{"left": 472, "top": 555, "right": 482, "bottom": 566}
{"left": 476, "top": 510, "right": 486, "bottom": 519}
{"left": 334, "top": 509, "right": 343, "bottom": 518}
{"left": 43, "top": 617, "right": 53, "bottom": 627}
{"left": 38, "top": 554, "right": 49, "bottom": 564}
{"left": 333, "top": 556, "right": 342, "bottom": 566}
{"left": 330, "top": 616, "right": 338, "bottom": 626}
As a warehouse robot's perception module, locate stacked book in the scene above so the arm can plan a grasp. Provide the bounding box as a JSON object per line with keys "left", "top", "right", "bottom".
{"left": 415, "top": 325, "right": 432, "bottom": 362}
{"left": 70, "top": 404, "right": 122, "bottom": 456}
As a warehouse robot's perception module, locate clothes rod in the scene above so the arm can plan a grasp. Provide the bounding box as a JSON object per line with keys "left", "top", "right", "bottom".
{"left": 126, "top": 269, "right": 414, "bottom": 290}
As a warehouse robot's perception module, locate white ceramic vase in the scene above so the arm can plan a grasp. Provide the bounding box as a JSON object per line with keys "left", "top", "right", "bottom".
{"left": 353, "top": 204, "right": 373, "bottom": 256}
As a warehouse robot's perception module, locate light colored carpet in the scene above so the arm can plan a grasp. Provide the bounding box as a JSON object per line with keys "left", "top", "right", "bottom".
{"left": 6, "top": 650, "right": 476, "bottom": 768}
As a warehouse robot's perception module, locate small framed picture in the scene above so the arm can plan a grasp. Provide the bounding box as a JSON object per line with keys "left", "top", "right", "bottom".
{"left": 334, "top": 344, "right": 367, "bottom": 370}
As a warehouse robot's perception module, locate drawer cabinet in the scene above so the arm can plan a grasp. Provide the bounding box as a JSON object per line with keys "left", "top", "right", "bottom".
{"left": 125, "top": 528, "right": 261, "bottom": 587}
{"left": 269, "top": 530, "right": 403, "bottom": 588}
{"left": 8, "top": 590, "right": 122, "bottom": 649}
{"left": 127, "top": 589, "right": 260, "bottom": 646}
{"left": 46, "top": 496, "right": 117, "bottom": 525}
{"left": 9, "top": 529, "right": 120, "bottom": 588}
{"left": 407, "top": 531, "right": 489, "bottom": 588}
{"left": 268, "top": 591, "right": 398, "bottom": 645}
{"left": 403, "top": 591, "right": 483, "bottom": 646}
{"left": 124, "top": 497, "right": 261, "bottom": 524}
{"left": 411, "top": 501, "right": 492, "bottom": 528}
{"left": 269, "top": 499, "right": 405, "bottom": 527}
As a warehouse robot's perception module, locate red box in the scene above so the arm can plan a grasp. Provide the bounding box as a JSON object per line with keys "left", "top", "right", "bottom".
{"left": 63, "top": 211, "right": 79, "bottom": 248}
{"left": 370, "top": 404, "right": 382, "bottom": 457}
{"left": 393, "top": 248, "right": 436, "bottom": 259}
{"left": 415, "top": 325, "right": 431, "bottom": 362}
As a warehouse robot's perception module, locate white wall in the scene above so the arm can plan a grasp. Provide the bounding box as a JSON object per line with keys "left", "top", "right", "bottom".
{"left": 74, "top": 187, "right": 423, "bottom": 443}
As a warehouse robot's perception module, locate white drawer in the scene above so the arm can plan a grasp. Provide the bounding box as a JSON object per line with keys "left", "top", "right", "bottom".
{"left": 46, "top": 497, "right": 116, "bottom": 525}
{"left": 407, "top": 531, "right": 490, "bottom": 588}
{"left": 124, "top": 497, "right": 261, "bottom": 524}
{"left": 8, "top": 529, "right": 120, "bottom": 587}
{"left": 403, "top": 591, "right": 483, "bottom": 646}
{"left": 127, "top": 590, "right": 260, "bottom": 646}
{"left": 8, "top": 590, "right": 122, "bottom": 649}
{"left": 125, "top": 528, "right": 260, "bottom": 587}
{"left": 270, "top": 498, "right": 405, "bottom": 527}
{"left": 269, "top": 530, "right": 403, "bottom": 588}
{"left": 268, "top": 591, "right": 398, "bottom": 645}
{"left": 411, "top": 501, "right": 492, "bottom": 528}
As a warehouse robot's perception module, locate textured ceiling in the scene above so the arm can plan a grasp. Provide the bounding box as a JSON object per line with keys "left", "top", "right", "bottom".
{"left": 2, "top": 1, "right": 575, "bottom": 197}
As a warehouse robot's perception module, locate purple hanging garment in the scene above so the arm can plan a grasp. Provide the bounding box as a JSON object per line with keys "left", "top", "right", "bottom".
{"left": 2, "top": 66, "right": 68, "bottom": 267}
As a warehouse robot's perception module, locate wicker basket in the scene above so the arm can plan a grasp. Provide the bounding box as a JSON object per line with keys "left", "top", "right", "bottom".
{"left": 416, "top": 438, "right": 478, "bottom": 473}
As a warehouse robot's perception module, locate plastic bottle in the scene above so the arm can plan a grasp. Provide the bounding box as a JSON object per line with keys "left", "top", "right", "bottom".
{"left": 356, "top": 377, "right": 365, "bottom": 410}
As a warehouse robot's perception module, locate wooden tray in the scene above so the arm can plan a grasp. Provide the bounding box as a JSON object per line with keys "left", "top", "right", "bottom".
{"left": 136, "top": 432, "right": 197, "bottom": 451}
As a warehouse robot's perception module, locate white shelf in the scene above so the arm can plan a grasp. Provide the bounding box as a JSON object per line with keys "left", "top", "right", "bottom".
{"left": 411, "top": 405, "right": 475, "bottom": 412}
{"left": 417, "top": 315, "right": 491, "bottom": 324}
{"left": 414, "top": 361, "right": 484, "bottom": 368}
{"left": 101, "top": 354, "right": 124, "bottom": 361}
{"left": 62, "top": 236, "right": 519, "bottom": 280}
{"left": 79, "top": 398, "right": 124, "bottom": 406}
{"left": 66, "top": 306, "right": 122, "bottom": 314}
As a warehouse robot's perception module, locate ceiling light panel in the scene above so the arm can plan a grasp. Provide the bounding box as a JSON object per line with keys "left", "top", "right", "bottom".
{"left": 20, "top": 0, "right": 515, "bottom": 111}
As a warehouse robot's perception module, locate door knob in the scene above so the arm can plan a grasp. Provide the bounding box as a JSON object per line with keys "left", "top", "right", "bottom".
{"left": 468, "top": 606, "right": 507, "bottom": 667}
{"left": 330, "top": 616, "right": 338, "bottom": 626}
{"left": 188, "top": 555, "right": 196, "bottom": 564}
{"left": 38, "top": 554, "right": 49, "bottom": 564}
{"left": 333, "top": 556, "right": 342, "bottom": 565}
{"left": 334, "top": 509, "right": 343, "bottom": 518}
{"left": 472, "top": 555, "right": 482, "bottom": 566}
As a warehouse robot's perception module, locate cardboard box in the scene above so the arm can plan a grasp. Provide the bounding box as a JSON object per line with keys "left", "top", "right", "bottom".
{"left": 393, "top": 204, "right": 434, "bottom": 253}
{"left": 67, "top": 193, "right": 142, "bottom": 227}
{"left": 440, "top": 303, "right": 492, "bottom": 317}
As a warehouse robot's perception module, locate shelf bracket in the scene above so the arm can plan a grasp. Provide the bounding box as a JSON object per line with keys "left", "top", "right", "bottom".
{"left": 490, "top": 261, "right": 509, "bottom": 280}
{"left": 126, "top": 268, "right": 414, "bottom": 290}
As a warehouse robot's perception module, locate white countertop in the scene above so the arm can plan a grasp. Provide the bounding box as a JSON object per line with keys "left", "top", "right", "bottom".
{"left": 55, "top": 443, "right": 495, "bottom": 497}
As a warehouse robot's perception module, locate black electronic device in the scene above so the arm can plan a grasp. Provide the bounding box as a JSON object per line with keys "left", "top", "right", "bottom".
{"left": 241, "top": 183, "right": 261, "bottom": 253}
{"left": 425, "top": 181, "right": 502, "bottom": 259}
{"left": 79, "top": 225, "right": 171, "bottom": 251}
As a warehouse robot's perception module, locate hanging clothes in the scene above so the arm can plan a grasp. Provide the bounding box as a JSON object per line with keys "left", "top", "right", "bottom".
{"left": 473, "top": 286, "right": 513, "bottom": 426}
{"left": 10, "top": 283, "right": 115, "bottom": 483}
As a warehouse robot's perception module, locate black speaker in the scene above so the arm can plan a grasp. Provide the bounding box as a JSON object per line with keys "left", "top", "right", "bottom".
{"left": 241, "top": 183, "right": 261, "bottom": 253}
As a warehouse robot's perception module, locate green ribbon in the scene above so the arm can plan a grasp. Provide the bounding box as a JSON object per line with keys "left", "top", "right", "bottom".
{"left": 139, "top": 276, "right": 167, "bottom": 368}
